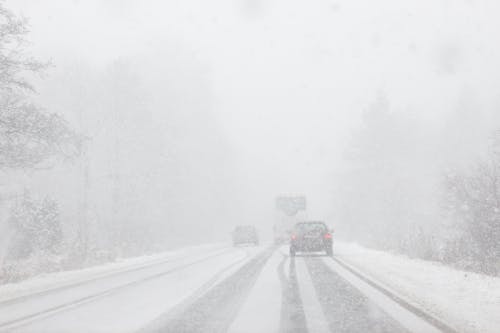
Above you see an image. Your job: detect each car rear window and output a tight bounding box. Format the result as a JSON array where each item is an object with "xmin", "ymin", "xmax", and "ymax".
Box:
[
  {"xmin": 235, "ymin": 226, "xmax": 254, "ymax": 233},
  {"xmin": 295, "ymin": 222, "xmax": 327, "ymax": 233}
]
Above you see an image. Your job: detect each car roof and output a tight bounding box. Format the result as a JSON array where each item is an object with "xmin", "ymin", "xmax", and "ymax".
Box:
[
  {"xmin": 294, "ymin": 221, "xmax": 327, "ymax": 229},
  {"xmin": 234, "ymin": 225, "xmax": 256, "ymax": 230},
  {"xmin": 295, "ymin": 221, "xmax": 326, "ymax": 225}
]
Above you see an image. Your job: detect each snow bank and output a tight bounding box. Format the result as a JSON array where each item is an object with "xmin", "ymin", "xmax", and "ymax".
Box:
[{"xmin": 335, "ymin": 242, "xmax": 500, "ymax": 333}]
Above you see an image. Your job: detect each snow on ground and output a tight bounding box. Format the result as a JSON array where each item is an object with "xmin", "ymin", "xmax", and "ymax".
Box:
[
  {"xmin": 335, "ymin": 241, "xmax": 500, "ymax": 333},
  {"xmin": 5, "ymin": 245, "xmax": 266, "ymax": 333},
  {"xmin": 9, "ymin": 247, "xmax": 251, "ymax": 333},
  {"xmin": 0, "ymin": 243, "xmax": 227, "ymax": 302},
  {"xmin": 228, "ymin": 247, "xmax": 283, "ymax": 333}
]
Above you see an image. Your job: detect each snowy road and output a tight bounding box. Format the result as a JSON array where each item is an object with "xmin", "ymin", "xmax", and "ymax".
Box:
[{"xmin": 0, "ymin": 245, "xmax": 451, "ymax": 333}]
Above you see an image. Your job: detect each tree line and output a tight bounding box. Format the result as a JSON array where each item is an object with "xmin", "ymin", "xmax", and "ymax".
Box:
[{"xmin": 338, "ymin": 93, "xmax": 500, "ymax": 275}]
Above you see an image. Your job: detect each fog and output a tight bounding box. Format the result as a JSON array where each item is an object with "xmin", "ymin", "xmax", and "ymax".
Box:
[{"xmin": 2, "ymin": 0, "xmax": 500, "ymax": 273}]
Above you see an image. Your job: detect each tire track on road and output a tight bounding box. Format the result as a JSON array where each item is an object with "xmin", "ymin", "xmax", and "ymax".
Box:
[
  {"xmin": 278, "ymin": 256, "xmax": 308, "ymax": 333},
  {"xmin": 305, "ymin": 257, "xmax": 410, "ymax": 333},
  {"xmin": 331, "ymin": 256, "xmax": 458, "ymax": 333},
  {"xmin": 148, "ymin": 247, "xmax": 274, "ymax": 333}
]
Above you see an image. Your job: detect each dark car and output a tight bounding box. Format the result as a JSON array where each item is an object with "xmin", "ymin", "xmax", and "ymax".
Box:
[
  {"xmin": 290, "ymin": 221, "xmax": 333, "ymax": 256},
  {"xmin": 232, "ymin": 225, "xmax": 259, "ymax": 246}
]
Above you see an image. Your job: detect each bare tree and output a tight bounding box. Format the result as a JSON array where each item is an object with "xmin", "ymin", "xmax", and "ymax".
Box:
[{"xmin": 0, "ymin": 3, "xmax": 81, "ymax": 169}]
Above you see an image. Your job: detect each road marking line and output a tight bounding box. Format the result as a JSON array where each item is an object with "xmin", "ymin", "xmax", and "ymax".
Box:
[{"xmin": 295, "ymin": 258, "xmax": 330, "ymax": 333}]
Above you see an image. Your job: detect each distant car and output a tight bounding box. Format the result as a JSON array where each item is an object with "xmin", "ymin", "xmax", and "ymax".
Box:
[
  {"xmin": 232, "ymin": 225, "xmax": 259, "ymax": 246},
  {"xmin": 289, "ymin": 221, "xmax": 333, "ymax": 256}
]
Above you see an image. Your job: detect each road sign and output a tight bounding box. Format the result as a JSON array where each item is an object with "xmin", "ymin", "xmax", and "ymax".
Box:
[{"xmin": 275, "ymin": 196, "xmax": 306, "ymax": 216}]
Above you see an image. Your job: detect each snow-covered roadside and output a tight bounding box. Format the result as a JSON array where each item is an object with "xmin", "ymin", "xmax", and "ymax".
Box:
[
  {"xmin": 0, "ymin": 243, "xmax": 227, "ymax": 303},
  {"xmin": 335, "ymin": 242, "xmax": 500, "ymax": 333}
]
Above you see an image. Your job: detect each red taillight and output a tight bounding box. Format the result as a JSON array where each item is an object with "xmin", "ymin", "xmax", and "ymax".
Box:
[
  {"xmin": 324, "ymin": 233, "xmax": 332, "ymax": 239},
  {"xmin": 291, "ymin": 234, "xmax": 297, "ymax": 240}
]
